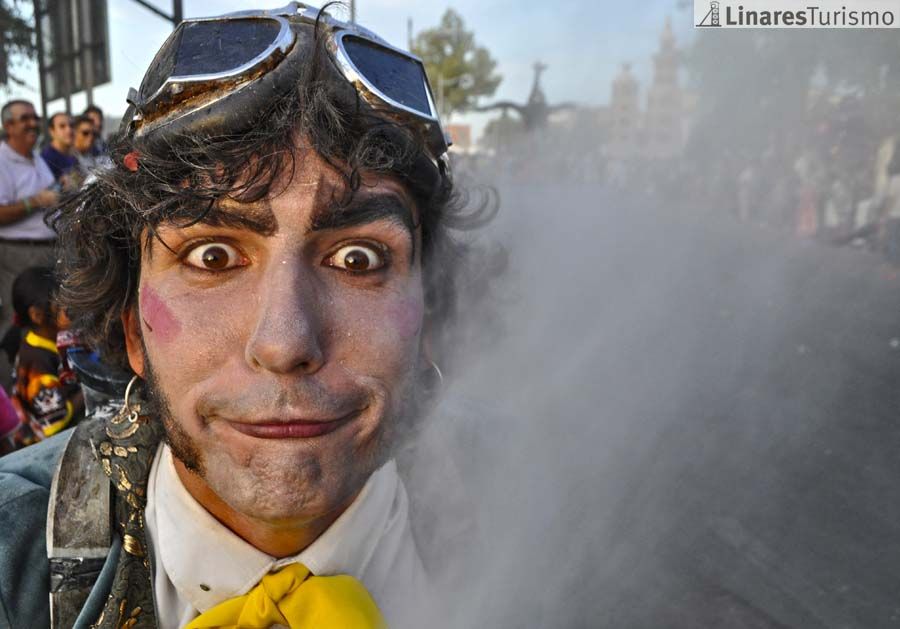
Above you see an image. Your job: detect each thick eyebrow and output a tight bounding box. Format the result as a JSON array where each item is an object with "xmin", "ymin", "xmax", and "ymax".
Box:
[
  {"xmin": 148, "ymin": 193, "xmax": 417, "ymax": 257},
  {"xmin": 146, "ymin": 201, "xmax": 278, "ymax": 258},
  {"xmin": 196, "ymin": 200, "xmax": 279, "ymax": 236},
  {"xmin": 311, "ymin": 193, "xmax": 417, "ymax": 239}
]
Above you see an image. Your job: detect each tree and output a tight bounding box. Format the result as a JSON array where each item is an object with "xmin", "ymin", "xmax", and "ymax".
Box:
[
  {"xmin": 0, "ymin": 0, "xmax": 35, "ymax": 87},
  {"xmin": 411, "ymin": 9, "xmax": 502, "ymax": 120}
]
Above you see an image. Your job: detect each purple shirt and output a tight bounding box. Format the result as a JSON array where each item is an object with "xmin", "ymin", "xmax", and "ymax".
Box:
[{"xmin": 40, "ymin": 144, "xmax": 77, "ymax": 181}]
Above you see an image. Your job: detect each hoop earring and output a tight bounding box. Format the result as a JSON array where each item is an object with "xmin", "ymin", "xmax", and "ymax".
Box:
[
  {"xmin": 421, "ymin": 359, "xmax": 444, "ymax": 396},
  {"xmin": 428, "ymin": 360, "xmax": 444, "ymax": 387},
  {"xmin": 110, "ymin": 375, "xmax": 145, "ymax": 433},
  {"xmin": 123, "ymin": 375, "xmax": 140, "ymax": 410},
  {"xmin": 119, "ymin": 374, "xmax": 145, "ymax": 424}
]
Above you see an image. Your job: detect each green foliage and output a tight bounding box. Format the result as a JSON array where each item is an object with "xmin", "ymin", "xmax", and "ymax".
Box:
[
  {"xmin": 411, "ymin": 9, "xmax": 502, "ymax": 120},
  {"xmin": 0, "ymin": 0, "xmax": 36, "ymax": 86}
]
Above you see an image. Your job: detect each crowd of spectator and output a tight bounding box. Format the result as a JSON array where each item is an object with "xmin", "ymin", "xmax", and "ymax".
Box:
[{"xmin": 0, "ymin": 99, "xmax": 108, "ymax": 453}]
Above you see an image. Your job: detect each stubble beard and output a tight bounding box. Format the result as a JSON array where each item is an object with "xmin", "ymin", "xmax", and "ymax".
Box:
[
  {"xmin": 138, "ymin": 343, "xmax": 425, "ymax": 518},
  {"xmin": 142, "ymin": 356, "xmax": 206, "ymax": 477}
]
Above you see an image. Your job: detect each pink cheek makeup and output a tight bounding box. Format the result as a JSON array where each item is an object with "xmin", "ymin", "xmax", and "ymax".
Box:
[
  {"xmin": 140, "ymin": 285, "xmax": 182, "ymax": 344},
  {"xmin": 388, "ymin": 298, "xmax": 424, "ymax": 340}
]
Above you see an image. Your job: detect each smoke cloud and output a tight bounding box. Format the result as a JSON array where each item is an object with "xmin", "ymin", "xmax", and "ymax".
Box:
[{"xmin": 400, "ymin": 119, "xmax": 900, "ymax": 627}]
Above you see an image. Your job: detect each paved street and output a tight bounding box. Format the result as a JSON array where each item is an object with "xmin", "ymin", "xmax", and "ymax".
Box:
[{"xmin": 445, "ymin": 184, "xmax": 900, "ymax": 628}]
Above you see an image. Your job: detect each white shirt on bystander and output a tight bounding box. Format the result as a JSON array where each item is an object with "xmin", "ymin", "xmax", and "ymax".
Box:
[{"xmin": 0, "ymin": 141, "xmax": 56, "ymax": 240}]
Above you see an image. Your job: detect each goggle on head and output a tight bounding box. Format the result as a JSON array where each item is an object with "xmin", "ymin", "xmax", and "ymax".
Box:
[{"xmin": 123, "ymin": 2, "xmax": 450, "ymax": 166}]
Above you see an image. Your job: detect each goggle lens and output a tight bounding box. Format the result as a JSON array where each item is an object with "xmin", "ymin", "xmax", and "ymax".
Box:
[
  {"xmin": 140, "ymin": 18, "xmax": 285, "ymax": 102},
  {"xmin": 128, "ymin": 8, "xmax": 446, "ymax": 159},
  {"xmin": 342, "ymin": 35, "xmax": 433, "ymax": 118}
]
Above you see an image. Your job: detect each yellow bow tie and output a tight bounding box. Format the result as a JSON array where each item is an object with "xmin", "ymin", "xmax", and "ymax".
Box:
[{"xmin": 184, "ymin": 563, "xmax": 387, "ymax": 629}]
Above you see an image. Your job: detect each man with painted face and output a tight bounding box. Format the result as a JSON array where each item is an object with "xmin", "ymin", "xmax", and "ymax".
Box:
[{"xmin": 0, "ymin": 4, "xmax": 478, "ymax": 628}]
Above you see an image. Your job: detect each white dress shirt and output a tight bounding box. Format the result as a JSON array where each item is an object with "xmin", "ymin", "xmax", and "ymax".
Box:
[
  {"xmin": 0, "ymin": 142, "xmax": 56, "ymax": 240},
  {"xmin": 144, "ymin": 444, "xmax": 430, "ymax": 628}
]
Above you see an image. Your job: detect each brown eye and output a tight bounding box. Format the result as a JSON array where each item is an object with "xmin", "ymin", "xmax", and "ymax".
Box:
[
  {"xmin": 184, "ymin": 242, "xmax": 245, "ymax": 271},
  {"xmin": 327, "ymin": 244, "xmax": 384, "ymax": 272}
]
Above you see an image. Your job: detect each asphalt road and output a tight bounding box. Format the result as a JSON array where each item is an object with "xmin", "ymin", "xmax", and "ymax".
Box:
[{"xmin": 442, "ymin": 184, "xmax": 900, "ymax": 628}]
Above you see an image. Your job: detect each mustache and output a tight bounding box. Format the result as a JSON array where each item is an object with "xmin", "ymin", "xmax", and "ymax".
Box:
[{"xmin": 195, "ymin": 379, "xmax": 371, "ymax": 421}]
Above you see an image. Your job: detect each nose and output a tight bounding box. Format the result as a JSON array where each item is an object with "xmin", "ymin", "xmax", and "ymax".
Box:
[{"xmin": 245, "ymin": 257, "xmax": 326, "ymax": 376}]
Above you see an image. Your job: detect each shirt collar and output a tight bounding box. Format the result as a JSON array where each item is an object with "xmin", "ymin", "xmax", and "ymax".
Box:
[{"xmin": 150, "ymin": 444, "xmax": 401, "ymax": 613}]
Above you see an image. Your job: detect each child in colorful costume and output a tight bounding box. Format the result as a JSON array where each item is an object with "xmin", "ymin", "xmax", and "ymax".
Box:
[{"xmin": 10, "ymin": 266, "xmax": 83, "ymax": 441}]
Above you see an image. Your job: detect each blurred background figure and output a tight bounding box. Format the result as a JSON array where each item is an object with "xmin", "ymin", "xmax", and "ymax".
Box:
[
  {"xmin": 72, "ymin": 114, "xmax": 112, "ymax": 177},
  {"xmin": 877, "ymin": 143, "xmax": 900, "ymax": 267},
  {"xmin": 5, "ymin": 266, "xmax": 82, "ymax": 446},
  {"xmin": 0, "ymin": 386, "xmax": 20, "ymax": 456},
  {"xmin": 82, "ymin": 104, "xmax": 109, "ymax": 157},
  {"xmin": 72, "ymin": 115, "xmax": 99, "ymax": 174},
  {"xmin": 39, "ymin": 112, "xmax": 77, "ymax": 185}
]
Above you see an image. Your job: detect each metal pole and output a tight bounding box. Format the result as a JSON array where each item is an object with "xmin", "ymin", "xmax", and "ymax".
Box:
[
  {"xmin": 80, "ymin": 0, "xmax": 94, "ymax": 106},
  {"xmin": 84, "ymin": 72, "xmax": 94, "ymax": 107},
  {"xmin": 61, "ymin": 0, "xmax": 72, "ymax": 116},
  {"xmin": 407, "ymin": 17, "xmax": 412, "ymax": 51},
  {"xmin": 172, "ymin": 0, "xmax": 183, "ymax": 24},
  {"xmin": 349, "ymin": 0, "xmax": 355, "ymax": 23},
  {"xmin": 32, "ymin": 0, "xmax": 49, "ymax": 121},
  {"xmin": 63, "ymin": 0, "xmax": 81, "ymax": 113}
]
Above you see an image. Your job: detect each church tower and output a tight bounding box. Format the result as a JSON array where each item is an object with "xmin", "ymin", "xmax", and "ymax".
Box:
[
  {"xmin": 644, "ymin": 17, "xmax": 684, "ymax": 160},
  {"xmin": 608, "ymin": 62, "xmax": 641, "ymax": 162}
]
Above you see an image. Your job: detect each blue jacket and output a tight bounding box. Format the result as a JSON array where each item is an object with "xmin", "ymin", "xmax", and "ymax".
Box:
[{"xmin": 0, "ymin": 432, "xmax": 121, "ymax": 629}]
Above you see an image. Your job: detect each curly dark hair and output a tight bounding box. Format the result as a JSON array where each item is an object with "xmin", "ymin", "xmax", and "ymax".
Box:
[{"xmin": 53, "ymin": 14, "xmax": 495, "ymax": 378}]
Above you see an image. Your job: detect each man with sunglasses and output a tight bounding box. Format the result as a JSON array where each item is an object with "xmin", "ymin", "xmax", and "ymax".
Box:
[
  {"xmin": 0, "ymin": 4, "xmax": 481, "ymax": 628},
  {"xmin": 83, "ymin": 104, "xmax": 110, "ymax": 157},
  {"xmin": 72, "ymin": 115, "xmax": 111, "ymax": 177},
  {"xmin": 0, "ymin": 99, "xmax": 60, "ymax": 390}
]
